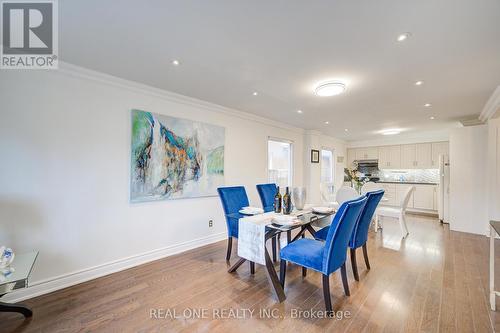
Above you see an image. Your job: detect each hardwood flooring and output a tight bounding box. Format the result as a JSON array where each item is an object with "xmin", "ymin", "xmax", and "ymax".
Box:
[{"xmin": 2, "ymin": 215, "xmax": 499, "ymax": 332}]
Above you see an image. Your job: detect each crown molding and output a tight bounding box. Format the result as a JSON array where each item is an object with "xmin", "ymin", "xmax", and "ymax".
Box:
[
  {"xmin": 56, "ymin": 61, "xmax": 305, "ymax": 134},
  {"xmin": 480, "ymin": 86, "xmax": 500, "ymax": 121}
]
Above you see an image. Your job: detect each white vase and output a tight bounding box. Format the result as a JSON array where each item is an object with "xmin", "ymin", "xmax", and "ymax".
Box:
[{"xmin": 292, "ymin": 187, "xmax": 307, "ymax": 210}]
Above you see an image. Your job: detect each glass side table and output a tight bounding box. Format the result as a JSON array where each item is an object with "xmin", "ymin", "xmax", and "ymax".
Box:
[{"xmin": 0, "ymin": 251, "xmax": 38, "ymax": 317}]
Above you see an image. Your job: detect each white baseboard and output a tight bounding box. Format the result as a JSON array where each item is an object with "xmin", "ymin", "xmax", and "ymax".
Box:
[{"xmin": 2, "ymin": 232, "xmax": 227, "ymax": 303}]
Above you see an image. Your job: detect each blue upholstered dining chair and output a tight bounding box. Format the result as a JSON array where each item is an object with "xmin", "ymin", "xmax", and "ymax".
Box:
[
  {"xmin": 256, "ymin": 183, "xmax": 280, "ymax": 261},
  {"xmin": 315, "ymin": 189, "xmax": 385, "ymax": 281},
  {"xmin": 256, "ymin": 183, "xmax": 277, "ymax": 213},
  {"xmin": 279, "ymin": 196, "xmax": 368, "ymax": 313},
  {"xmin": 217, "ymin": 186, "xmax": 249, "ymax": 261}
]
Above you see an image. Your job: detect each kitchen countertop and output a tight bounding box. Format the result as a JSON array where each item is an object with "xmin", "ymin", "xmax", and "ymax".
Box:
[{"xmin": 375, "ymin": 181, "xmax": 438, "ymax": 185}]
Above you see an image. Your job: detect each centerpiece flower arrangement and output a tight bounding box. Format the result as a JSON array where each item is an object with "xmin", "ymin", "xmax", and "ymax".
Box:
[{"xmin": 344, "ymin": 162, "xmax": 368, "ymax": 193}]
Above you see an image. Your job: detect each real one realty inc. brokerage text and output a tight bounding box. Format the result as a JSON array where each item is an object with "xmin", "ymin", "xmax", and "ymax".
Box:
[{"xmin": 150, "ymin": 308, "xmax": 352, "ymax": 320}]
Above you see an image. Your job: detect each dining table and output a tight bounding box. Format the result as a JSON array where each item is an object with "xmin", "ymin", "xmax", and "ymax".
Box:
[{"xmin": 227, "ymin": 209, "xmax": 336, "ymax": 302}]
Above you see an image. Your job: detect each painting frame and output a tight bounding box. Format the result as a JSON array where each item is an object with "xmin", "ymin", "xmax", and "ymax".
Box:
[
  {"xmin": 311, "ymin": 149, "xmax": 320, "ymax": 163},
  {"xmin": 130, "ymin": 109, "xmax": 225, "ymax": 202}
]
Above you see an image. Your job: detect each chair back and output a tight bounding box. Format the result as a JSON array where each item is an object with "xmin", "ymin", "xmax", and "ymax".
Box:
[
  {"xmin": 350, "ymin": 190, "xmax": 385, "ymax": 249},
  {"xmin": 336, "ymin": 186, "xmax": 360, "ymax": 205},
  {"xmin": 322, "ymin": 196, "xmax": 368, "ymax": 275},
  {"xmin": 320, "ymin": 182, "xmax": 335, "ymax": 204},
  {"xmin": 361, "ymin": 181, "xmax": 382, "ymax": 194},
  {"xmin": 256, "ymin": 183, "xmax": 277, "ymax": 212},
  {"xmin": 400, "ymin": 186, "xmax": 415, "ymax": 212},
  {"xmin": 217, "ymin": 186, "xmax": 249, "ymax": 237}
]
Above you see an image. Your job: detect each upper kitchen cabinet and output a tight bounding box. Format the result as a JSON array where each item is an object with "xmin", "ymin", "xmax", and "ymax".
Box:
[
  {"xmin": 431, "ymin": 142, "xmax": 449, "ymax": 167},
  {"xmin": 401, "ymin": 144, "xmax": 417, "ymax": 169},
  {"xmin": 378, "ymin": 145, "xmax": 401, "ymax": 169},
  {"xmin": 356, "ymin": 147, "xmax": 378, "ymax": 160},
  {"xmin": 400, "ymin": 143, "xmax": 432, "ymax": 169},
  {"xmin": 415, "ymin": 143, "xmax": 432, "ymax": 168}
]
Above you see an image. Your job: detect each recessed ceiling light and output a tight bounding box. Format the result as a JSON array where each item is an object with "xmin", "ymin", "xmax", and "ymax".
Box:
[
  {"xmin": 415, "ymin": 81, "xmax": 423, "ymax": 86},
  {"xmin": 381, "ymin": 129, "xmax": 401, "ymax": 136},
  {"xmin": 424, "ymin": 103, "xmax": 432, "ymax": 107},
  {"xmin": 252, "ymin": 92, "xmax": 258, "ymax": 96},
  {"xmin": 297, "ymin": 110, "xmax": 303, "ymax": 114},
  {"xmin": 314, "ymin": 82, "xmax": 346, "ymax": 97},
  {"xmin": 172, "ymin": 59, "xmax": 180, "ymax": 66},
  {"xmin": 324, "ymin": 121, "xmax": 330, "ymax": 125},
  {"xmin": 430, "ymin": 116, "xmax": 435, "ymax": 120},
  {"xmin": 397, "ymin": 32, "xmax": 411, "ymax": 42},
  {"xmin": 344, "ymin": 128, "xmax": 349, "ymax": 132}
]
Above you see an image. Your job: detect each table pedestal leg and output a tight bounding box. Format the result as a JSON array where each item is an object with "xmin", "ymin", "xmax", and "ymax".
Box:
[{"xmin": 0, "ymin": 301, "xmax": 33, "ymax": 318}]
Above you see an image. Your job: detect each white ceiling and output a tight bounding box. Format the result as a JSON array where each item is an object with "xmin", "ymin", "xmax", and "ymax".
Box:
[{"xmin": 60, "ymin": 0, "xmax": 500, "ymax": 141}]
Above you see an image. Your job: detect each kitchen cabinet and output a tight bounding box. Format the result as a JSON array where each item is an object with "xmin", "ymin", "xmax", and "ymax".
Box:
[
  {"xmin": 379, "ymin": 145, "xmax": 401, "ymax": 169},
  {"xmin": 413, "ymin": 184, "xmax": 435, "ymax": 210},
  {"xmin": 401, "ymin": 144, "xmax": 416, "ymax": 169},
  {"xmin": 415, "ymin": 143, "xmax": 432, "ymax": 168},
  {"xmin": 431, "ymin": 142, "xmax": 449, "ymax": 167},
  {"xmin": 355, "ymin": 147, "xmax": 378, "ymax": 160}
]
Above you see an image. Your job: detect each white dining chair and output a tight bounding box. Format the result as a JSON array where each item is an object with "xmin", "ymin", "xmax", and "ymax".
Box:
[
  {"xmin": 333, "ymin": 186, "xmax": 360, "ymax": 210},
  {"xmin": 320, "ymin": 182, "xmax": 336, "ymax": 207},
  {"xmin": 361, "ymin": 181, "xmax": 382, "ymax": 194},
  {"xmin": 375, "ymin": 185, "xmax": 415, "ymax": 238}
]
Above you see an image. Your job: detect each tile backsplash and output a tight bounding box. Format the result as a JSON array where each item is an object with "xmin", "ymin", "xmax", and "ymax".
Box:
[{"xmin": 378, "ymin": 169, "xmax": 440, "ymax": 183}]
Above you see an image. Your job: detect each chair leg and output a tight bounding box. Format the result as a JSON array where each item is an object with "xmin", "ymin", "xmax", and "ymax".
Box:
[
  {"xmin": 322, "ymin": 274, "xmax": 333, "ymax": 315},
  {"xmin": 374, "ymin": 214, "xmax": 379, "ymax": 232},
  {"xmin": 226, "ymin": 237, "xmax": 232, "ymax": 261},
  {"xmin": 350, "ymin": 248, "xmax": 359, "ymax": 281},
  {"xmin": 399, "ymin": 213, "xmax": 409, "ymax": 238},
  {"xmin": 340, "ymin": 263, "xmax": 350, "ymax": 296},
  {"xmin": 250, "ymin": 261, "xmax": 255, "ymax": 274},
  {"xmin": 279, "ymin": 260, "xmax": 287, "ymax": 287},
  {"xmin": 302, "ymin": 267, "xmax": 307, "ymax": 277},
  {"xmin": 362, "ymin": 243, "xmax": 371, "ymax": 270},
  {"xmin": 272, "ymin": 236, "xmax": 277, "ymax": 262}
]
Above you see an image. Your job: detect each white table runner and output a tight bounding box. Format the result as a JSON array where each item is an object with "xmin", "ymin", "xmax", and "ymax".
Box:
[{"xmin": 237, "ymin": 212, "xmax": 275, "ymax": 265}]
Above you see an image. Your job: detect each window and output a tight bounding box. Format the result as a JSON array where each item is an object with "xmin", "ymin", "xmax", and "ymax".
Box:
[
  {"xmin": 320, "ymin": 149, "xmax": 334, "ymax": 183},
  {"xmin": 268, "ymin": 139, "xmax": 293, "ymax": 188},
  {"xmin": 320, "ymin": 149, "xmax": 335, "ymax": 203}
]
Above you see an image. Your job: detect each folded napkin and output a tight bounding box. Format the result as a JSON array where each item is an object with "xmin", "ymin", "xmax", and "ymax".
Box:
[
  {"xmin": 239, "ymin": 206, "xmax": 264, "ymax": 215},
  {"xmin": 312, "ymin": 206, "xmax": 335, "ymax": 214},
  {"xmin": 272, "ymin": 215, "xmax": 300, "ymax": 225}
]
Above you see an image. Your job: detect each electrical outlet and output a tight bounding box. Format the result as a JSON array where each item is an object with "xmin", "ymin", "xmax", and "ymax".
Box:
[{"xmin": 208, "ymin": 220, "xmax": 213, "ymax": 228}]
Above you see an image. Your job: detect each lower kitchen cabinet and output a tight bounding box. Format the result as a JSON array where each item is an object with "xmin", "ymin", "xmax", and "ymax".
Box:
[{"xmin": 378, "ymin": 183, "xmax": 437, "ymax": 212}]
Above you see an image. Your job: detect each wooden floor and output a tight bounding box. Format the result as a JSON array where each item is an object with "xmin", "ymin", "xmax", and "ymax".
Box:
[{"xmin": 3, "ymin": 215, "xmax": 500, "ymax": 332}]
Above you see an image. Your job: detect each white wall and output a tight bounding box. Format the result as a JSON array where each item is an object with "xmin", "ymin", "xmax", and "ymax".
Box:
[
  {"xmin": 0, "ymin": 64, "xmax": 319, "ymax": 300},
  {"xmin": 488, "ymin": 118, "xmax": 500, "ymax": 221},
  {"xmin": 449, "ymin": 125, "xmax": 488, "ymax": 235}
]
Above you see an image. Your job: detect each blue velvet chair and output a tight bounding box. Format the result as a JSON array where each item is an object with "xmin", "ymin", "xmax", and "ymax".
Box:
[
  {"xmin": 256, "ymin": 183, "xmax": 282, "ymax": 262},
  {"xmin": 217, "ymin": 186, "xmax": 249, "ymax": 262},
  {"xmin": 256, "ymin": 183, "xmax": 277, "ymax": 212},
  {"xmin": 315, "ymin": 189, "xmax": 384, "ymax": 281},
  {"xmin": 279, "ymin": 196, "xmax": 368, "ymax": 313}
]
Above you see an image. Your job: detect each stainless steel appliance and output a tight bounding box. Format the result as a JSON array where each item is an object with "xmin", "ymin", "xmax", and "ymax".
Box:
[{"xmin": 356, "ymin": 160, "xmax": 380, "ymax": 182}]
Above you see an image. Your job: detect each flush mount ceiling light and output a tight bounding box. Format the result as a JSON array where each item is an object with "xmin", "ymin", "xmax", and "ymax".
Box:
[
  {"xmin": 344, "ymin": 128, "xmax": 349, "ymax": 132},
  {"xmin": 430, "ymin": 116, "xmax": 435, "ymax": 120},
  {"xmin": 314, "ymin": 82, "xmax": 346, "ymax": 97},
  {"xmin": 424, "ymin": 103, "xmax": 432, "ymax": 107},
  {"xmin": 172, "ymin": 59, "xmax": 180, "ymax": 66},
  {"xmin": 297, "ymin": 110, "xmax": 303, "ymax": 114},
  {"xmin": 381, "ymin": 129, "xmax": 401, "ymax": 135},
  {"xmin": 324, "ymin": 121, "xmax": 330, "ymax": 125},
  {"xmin": 397, "ymin": 32, "xmax": 411, "ymax": 42},
  {"xmin": 252, "ymin": 92, "xmax": 258, "ymax": 96},
  {"xmin": 415, "ymin": 81, "xmax": 423, "ymax": 86}
]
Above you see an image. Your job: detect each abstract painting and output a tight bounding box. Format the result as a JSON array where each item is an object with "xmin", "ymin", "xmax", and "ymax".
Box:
[{"xmin": 130, "ymin": 109, "xmax": 225, "ymax": 202}]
